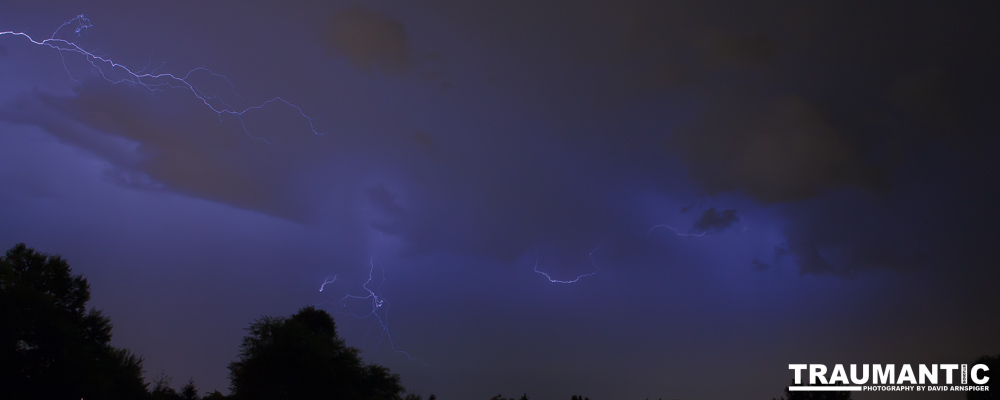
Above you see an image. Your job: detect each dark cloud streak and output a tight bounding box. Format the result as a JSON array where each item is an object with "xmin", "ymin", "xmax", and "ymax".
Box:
[{"xmin": 691, "ymin": 207, "xmax": 740, "ymax": 234}]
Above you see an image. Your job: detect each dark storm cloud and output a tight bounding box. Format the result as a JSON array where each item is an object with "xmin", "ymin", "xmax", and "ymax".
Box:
[
  {"xmin": 690, "ymin": 207, "xmax": 739, "ymax": 234},
  {"xmin": 588, "ymin": 4, "xmax": 891, "ymax": 205},
  {"xmin": 586, "ymin": 1, "xmax": 999, "ymax": 198},
  {"xmin": 669, "ymin": 95, "xmax": 885, "ymax": 203},
  {"xmin": 0, "ymin": 90, "xmax": 142, "ymax": 169},
  {"xmin": 888, "ymin": 66, "xmax": 967, "ymax": 143},
  {"xmin": 5, "ymin": 3, "xmax": 1000, "ymax": 399},
  {"xmin": 544, "ymin": 1, "xmax": 1000, "ymax": 275},
  {"xmin": 774, "ymin": 140, "xmax": 1000, "ymax": 278},
  {"xmin": 611, "ymin": 9, "xmax": 778, "ymax": 90},
  {"xmin": 0, "ymin": 82, "xmax": 636, "ymax": 268},
  {"xmin": 357, "ymin": 141, "xmax": 637, "ymax": 263},
  {"xmin": 326, "ymin": 6, "xmax": 411, "ymax": 73},
  {"xmin": 699, "ymin": 29, "xmax": 774, "ymax": 68},
  {"xmin": 0, "ymin": 81, "xmax": 335, "ymax": 223},
  {"xmin": 5, "ymin": 0, "xmax": 999, "ymax": 281}
]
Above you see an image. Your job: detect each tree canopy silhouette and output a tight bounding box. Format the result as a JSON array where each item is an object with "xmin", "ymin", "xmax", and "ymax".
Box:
[
  {"xmin": 227, "ymin": 306, "xmax": 405, "ymax": 400},
  {"xmin": 774, "ymin": 385, "xmax": 852, "ymax": 400},
  {"xmin": 490, "ymin": 394, "xmax": 529, "ymax": 400},
  {"xmin": 0, "ymin": 243, "xmax": 148, "ymax": 400},
  {"xmin": 150, "ymin": 372, "xmax": 204, "ymax": 400}
]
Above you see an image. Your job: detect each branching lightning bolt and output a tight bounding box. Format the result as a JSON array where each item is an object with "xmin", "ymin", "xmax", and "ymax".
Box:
[
  {"xmin": 318, "ymin": 276, "xmax": 337, "ymax": 292},
  {"xmin": 317, "ymin": 258, "xmax": 428, "ymax": 366},
  {"xmin": 1, "ymin": 14, "xmax": 321, "ymax": 143},
  {"xmin": 533, "ymin": 244, "xmax": 603, "ymax": 284}
]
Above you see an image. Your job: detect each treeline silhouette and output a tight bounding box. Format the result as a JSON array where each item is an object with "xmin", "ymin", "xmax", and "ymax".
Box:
[
  {"xmin": 0, "ymin": 243, "xmax": 424, "ymax": 400},
  {"xmin": 2, "ymin": 243, "xmax": 996, "ymax": 400}
]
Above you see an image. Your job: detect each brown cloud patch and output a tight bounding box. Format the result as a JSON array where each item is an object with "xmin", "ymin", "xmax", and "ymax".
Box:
[
  {"xmin": 670, "ymin": 95, "xmax": 884, "ymax": 203},
  {"xmin": 699, "ymin": 29, "xmax": 775, "ymax": 67},
  {"xmin": 327, "ymin": 6, "xmax": 411, "ymax": 73}
]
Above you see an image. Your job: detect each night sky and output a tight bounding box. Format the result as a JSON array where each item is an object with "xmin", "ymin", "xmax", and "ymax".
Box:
[{"xmin": 2, "ymin": 1, "xmax": 999, "ymax": 399}]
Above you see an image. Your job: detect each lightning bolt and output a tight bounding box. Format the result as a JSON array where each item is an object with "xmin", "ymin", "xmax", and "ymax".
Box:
[
  {"xmin": 533, "ymin": 244, "xmax": 603, "ymax": 284},
  {"xmin": 534, "ymin": 218, "xmax": 744, "ymax": 285},
  {"xmin": 534, "ymin": 221, "xmax": 725, "ymax": 285},
  {"xmin": 317, "ymin": 258, "xmax": 428, "ymax": 366},
  {"xmin": 1, "ymin": 14, "xmax": 321, "ymax": 143},
  {"xmin": 318, "ymin": 276, "xmax": 337, "ymax": 292}
]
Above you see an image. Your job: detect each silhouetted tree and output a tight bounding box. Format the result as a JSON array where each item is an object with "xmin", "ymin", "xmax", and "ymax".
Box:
[
  {"xmin": 0, "ymin": 243, "xmax": 148, "ymax": 400},
  {"xmin": 228, "ymin": 306, "xmax": 405, "ymax": 400},
  {"xmin": 150, "ymin": 373, "xmax": 207, "ymax": 400},
  {"xmin": 181, "ymin": 377, "xmax": 201, "ymax": 400},
  {"xmin": 202, "ymin": 390, "xmax": 228, "ymax": 400},
  {"xmin": 490, "ymin": 394, "xmax": 529, "ymax": 400},
  {"xmin": 149, "ymin": 372, "xmax": 188, "ymax": 400},
  {"xmin": 968, "ymin": 354, "xmax": 998, "ymax": 400},
  {"xmin": 150, "ymin": 372, "xmax": 181, "ymax": 400}
]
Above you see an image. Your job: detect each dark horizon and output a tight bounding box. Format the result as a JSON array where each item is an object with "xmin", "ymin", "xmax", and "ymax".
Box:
[{"xmin": 2, "ymin": 1, "xmax": 999, "ymax": 399}]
